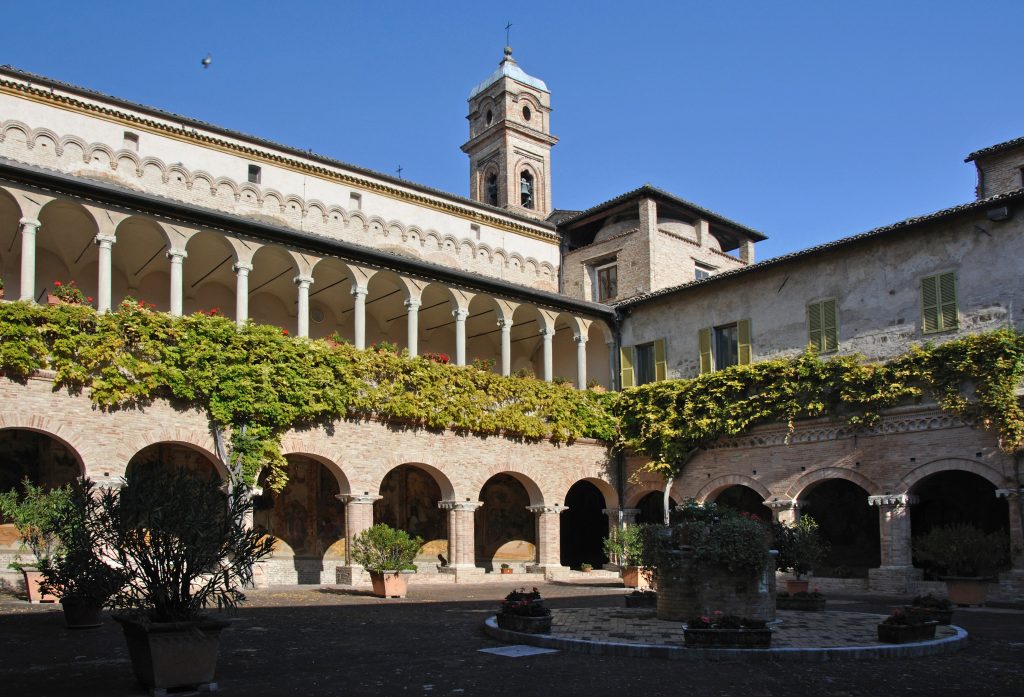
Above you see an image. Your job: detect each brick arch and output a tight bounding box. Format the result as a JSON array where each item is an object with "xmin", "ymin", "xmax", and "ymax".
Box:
[
  {"xmin": 561, "ymin": 476, "xmax": 618, "ymax": 510},
  {"xmin": 476, "ymin": 470, "xmax": 544, "ymax": 507},
  {"xmin": 899, "ymin": 458, "xmax": 1005, "ymax": 494},
  {"xmin": 375, "ymin": 460, "xmax": 456, "ymax": 501},
  {"xmin": 624, "ymin": 482, "xmax": 667, "ymax": 509},
  {"xmin": 695, "ymin": 475, "xmax": 770, "ymax": 504},
  {"xmin": 0, "ymin": 416, "xmax": 88, "ymax": 477},
  {"xmin": 786, "ymin": 467, "xmax": 880, "ymax": 500},
  {"xmin": 279, "ymin": 440, "xmax": 351, "ymax": 494},
  {"xmin": 118, "ymin": 428, "xmax": 226, "ymax": 480}
]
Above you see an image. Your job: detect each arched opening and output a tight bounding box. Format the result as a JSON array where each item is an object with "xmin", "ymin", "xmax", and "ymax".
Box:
[
  {"xmin": 183, "ymin": 231, "xmax": 236, "ymax": 318},
  {"xmin": 510, "ymin": 304, "xmax": 543, "ymax": 378},
  {"xmin": 713, "ymin": 485, "xmax": 772, "ymax": 522},
  {"xmin": 0, "ymin": 189, "xmax": 23, "ymax": 295},
  {"xmin": 485, "ymin": 171, "xmax": 498, "ymax": 206},
  {"xmin": 252, "ymin": 454, "xmax": 346, "ymax": 584},
  {"xmin": 475, "ymin": 474, "xmax": 535, "ymax": 570},
  {"xmin": 375, "ymin": 465, "xmax": 448, "ymax": 565},
  {"xmin": 364, "ymin": 270, "xmax": 407, "ymax": 349},
  {"xmin": 910, "ymin": 470, "xmax": 1009, "ymax": 579},
  {"xmin": 126, "ymin": 442, "xmax": 222, "ymax": 481},
  {"xmin": 307, "ymin": 257, "xmax": 353, "ymax": 341},
  {"xmin": 519, "ymin": 170, "xmax": 534, "ymax": 209},
  {"xmin": 248, "ymin": 245, "xmax": 298, "ymax": 331},
  {"xmin": 466, "ymin": 294, "xmax": 501, "ymax": 371},
  {"xmin": 635, "ymin": 491, "xmax": 677, "ymax": 525},
  {"xmin": 561, "ymin": 480, "xmax": 607, "ymax": 569},
  {"xmin": 36, "ymin": 200, "xmax": 99, "ymax": 305},
  {"xmin": 800, "ymin": 480, "xmax": 880, "ymax": 578},
  {"xmin": 417, "ymin": 284, "xmax": 458, "ymax": 362},
  {"xmin": 112, "ymin": 216, "xmax": 169, "ymax": 311}
]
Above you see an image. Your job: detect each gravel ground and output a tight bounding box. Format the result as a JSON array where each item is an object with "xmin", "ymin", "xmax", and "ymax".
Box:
[{"xmin": 1, "ymin": 579, "xmax": 1022, "ymax": 697}]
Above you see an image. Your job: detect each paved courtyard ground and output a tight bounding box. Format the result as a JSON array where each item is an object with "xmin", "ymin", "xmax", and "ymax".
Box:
[{"xmin": 1, "ymin": 579, "xmax": 1022, "ymax": 696}]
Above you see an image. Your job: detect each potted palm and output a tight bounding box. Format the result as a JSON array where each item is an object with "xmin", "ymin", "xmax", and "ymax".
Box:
[
  {"xmin": 93, "ymin": 463, "xmax": 274, "ymax": 694},
  {"xmin": 913, "ymin": 523, "xmax": 1008, "ymax": 606},
  {"xmin": 0, "ymin": 478, "xmax": 72, "ymax": 603},
  {"xmin": 773, "ymin": 515, "xmax": 828, "ymax": 594},
  {"xmin": 38, "ymin": 479, "xmax": 127, "ymax": 628},
  {"xmin": 351, "ymin": 523, "xmax": 422, "ymax": 598}
]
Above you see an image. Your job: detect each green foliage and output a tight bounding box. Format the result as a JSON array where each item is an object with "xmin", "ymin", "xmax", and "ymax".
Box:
[
  {"xmin": 616, "ymin": 331, "xmax": 1024, "ymax": 477},
  {"xmin": 773, "ymin": 515, "xmax": 829, "ymax": 579},
  {"xmin": 95, "ymin": 463, "xmax": 275, "ymax": 622},
  {"xmin": 0, "ymin": 478, "xmax": 73, "ymax": 565},
  {"xmin": 912, "ymin": 524, "xmax": 1009, "ymax": 577},
  {"xmin": 603, "ymin": 524, "xmax": 646, "ymax": 566},
  {"xmin": 0, "ymin": 301, "xmax": 617, "ymax": 489},
  {"xmin": 350, "ymin": 523, "xmax": 423, "ymax": 573}
]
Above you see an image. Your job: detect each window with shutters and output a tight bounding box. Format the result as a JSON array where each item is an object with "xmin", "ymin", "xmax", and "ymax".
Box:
[
  {"xmin": 807, "ymin": 298, "xmax": 838, "ymax": 353},
  {"xmin": 921, "ymin": 272, "xmax": 958, "ymax": 334},
  {"xmin": 699, "ymin": 320, "xmax": 751, "ymax": 374},
  {"xmin": 619, "ymin": 338, "xmax": 667, "ymax": 388},
  {"xmin": 596, "ymin": 263, "xmax": 618, "ymax": 302}
]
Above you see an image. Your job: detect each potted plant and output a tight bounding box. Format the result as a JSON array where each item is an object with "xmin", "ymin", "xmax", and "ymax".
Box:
[
  {"xmin": 877, "ymin": 608, "xmax": 938, "ymax": 644},
  {"xmin": 495, "ymin": 587, "xmax": 552, "ymax": 633},
  {"xmin": 776, "ymin": 587, "xmax": 826, "ymax": 611},
  {"xmin": 38, "ymin": 479, "xmax": 127, "ymax": 628},
  {"xmin": 0, "ymin": 478, "xmax": 72, "ymax": 603},
  {"xmin": 93, "ymin": 463, "xmax": 274, "ymax": 694},
  {"xmin": 580, "ymin": 562, "xmax": 593, "ymax": 572},
  {"xmin": 351, "ymin": 523, "xmax": 422, "ymax": 598},
  {"xmin": 913, "ymin": 524, "xmax": 1008, "ymax": 606},
  {"xmin": 773, "ymin": 515, "xmax": 828, "ymax": 594},
  {"xmin": 906, "ymin": 593, "xmax": 953, "ymax": 624},
  {"xmin": 499, "ymin": 563, "xmax": 513, "ymax": 575},
  {"xmin": 48, "ymin": 280, "xmax": 92, "ymax": 305},
  {"xmin": 684, "ymin": 612, "xmax": 772, "ymax": 648},
  {"xmin": 603, "ymin": 524, "xmax": 653, "ymax": 589}
]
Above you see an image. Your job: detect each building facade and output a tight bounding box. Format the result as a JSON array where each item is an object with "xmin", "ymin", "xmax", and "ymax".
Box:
[{"xmin": 0, "ymin": 54, "xmax": 1022, "ymax": 599}]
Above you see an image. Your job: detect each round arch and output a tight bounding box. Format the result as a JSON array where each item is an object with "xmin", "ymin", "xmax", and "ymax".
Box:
[
  {"xmin": 183, "ymin": 230, "xmax": 237, "ymax": 318},
  {"xmin": 121, "ymin": 431, "xmax": 226, "ymax": 481},
  {"xmin": 561, "ymin": 478, "xmax": 611, "ymax": 570},
  {"xmin": 375, "ymin": 462, "xmax": 451, "ymax": 562},
  {"xmin": 787, "ymin": 467, "xmax": 881, "ymax": 500},
  {"xmin": 900, "ymin": 458, "xmax": 1005, "ymax": 494},
  {"xmin": 469, "ymin": 465, "xmax": 544, "ymax": 506},
  {"xmin": 0, "ymin": 417, "xmax": 89, "ymax": 478},
  {"xmin": 800, "ymin": 478, "xmax": 880, "ymax": 577},
  {"xmin": 696, "ymin": 475, "xmax": 771, "ymax": 504},
  {"xmin": 475, "ymin": 472, "xmax": 536, "ymax": 570}
]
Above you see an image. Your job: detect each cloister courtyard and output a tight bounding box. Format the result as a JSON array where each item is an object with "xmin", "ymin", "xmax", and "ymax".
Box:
[{"xmin": 2, "ymin": 578, "xmax": 1022, "ymax": 697}]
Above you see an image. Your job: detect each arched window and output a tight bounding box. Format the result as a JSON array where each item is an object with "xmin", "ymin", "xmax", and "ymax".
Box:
[
  {"xmin": 520, "ymin": 170, "xmax": 534, "ymax": 209},
  {"xmin": 486, "ymin": 172, "xmax": 498, "ymax": 206}
]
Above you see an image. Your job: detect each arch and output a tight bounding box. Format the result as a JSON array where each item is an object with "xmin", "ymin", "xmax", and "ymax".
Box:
[
  {"xmin": 212, "ymin": 177, "xmax": 241, "ymax": 200},
  {"xmin": 125, "ymin": 440, "xmax": 225, "ymax": 482},
  {"xmin": 239, "ymin": 184, "xmax": 262, "ymax": 205},
  {"xmin": 632, "ymin": 490, "xmax": 678, "ymax": 525},
  {"xmin": 86, "ymin": 143, "xmax": 116, "ymax": 168},
  {"xmin": 696, "ymin": 474, "xmax": 771, "ymax": 503},
  {"xmin": 306, "ymin": 200, "xmax": 327, "ymax": 222},
  {"xmin": 787, "ymin": 467, "xmax": 881, "ymax": 500},
  {"xmin": 278, "ymin": 441, "xmax": 352, "ymax": 495},
  {"xmin": 900, "ymin": 458, "xmax": 1005, "ymax": 493},
  {"xmin": 375, "ymin": 463, "xmax": 450, "ymax": 562},
  {"xmin": 283, "ymin": 195, "xmax": 305, "ymax": 216},
  {"xmin": 139, "ymin": 156, "xmax": 167, "ymax": 181},
  {"xmin": 375, "ymin": 460, "xmax": 456, "ymax": 502},
  {"xmin": 119, "ymin": 428, "xmax": 224, "ymax": 477},
  {"xmin": 475, "ymin": 473, "xmax": 536, "ymax": 569},
  {"xmin": 471, "ymin": 466, "xmax": 544, "ymax": 506},
  {"xmin": 167, "ymin": 164, "xmax": 192, "ymax": 188},
  {"xmin": 261, "ymin": 189, "xmax": 284, "ymax": 210},
  {"xmin": 60, "ymin": 135, "xmax": 89, "ymax": 162},
  {"xmin": 2, "ymin": 120, "xmax": 32, "ymax": 146},
  {"xmin": 0, "ymin": 420, "xmax": 87, "ymax": 478},
  {"xmin": 801, "ymin": 478, "xmax": 881, "ymax": 576},
  {"xmin": 561, "ymin": 479, "xmax": 610, "ymax": 569}
]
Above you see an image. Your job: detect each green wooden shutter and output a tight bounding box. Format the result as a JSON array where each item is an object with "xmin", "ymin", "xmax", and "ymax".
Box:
[
  {"xmin": 737, "ymin": 319, "xmax": 752, "ymax": 365},
  {"xmin": 619, "ymin": 346, "xmax": 635, "ymax": 388},
  {"xmin": 921, "ymin": 275, "xmax": 940, "ymax": 333},
  {"xmin": 654, "ymin": 338, "xmax": 667, "ymax": 382},
  {"xmin": 698, "ymin": 328, "xmax": 712, "ymax": 374},
  {"xmin": 820, "ymin": 299, "xmax": 838, "ymax": 352},
  {"xmin": 807, "ymin": 301, "xmax": 823, "ymax": 352},
  {"xmin": 938, "ymin": 272, "xmax": 958, "ymax": 331}
]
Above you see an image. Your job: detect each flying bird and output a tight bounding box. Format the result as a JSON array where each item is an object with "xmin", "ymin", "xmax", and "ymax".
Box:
[{"xmin": 201, "ymin": 53, "xmax": 212, "ymax": 69}]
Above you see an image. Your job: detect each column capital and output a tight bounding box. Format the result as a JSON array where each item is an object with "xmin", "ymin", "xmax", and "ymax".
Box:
[
  {"xmin": 452, "ymin": 308, "xmax": 470, "ymax": 321},
  {"xmin": 573, "ymin": 334, "xmax": 588, "ymax": 345},
  {"xmin": 497, "ymin": 318, "xmax": 513, "ymax": 330},
  {"xmin": 350, "ymin": 285, "xmax": 368, "ymax": 298},
  {"xmin": 995, "ymin": 488, "xmax": 1022, "ymax": 499},
  {"xmin": 538, "ymin": 327, "xmax": 556, "ymax": 338},
  {"xmin": 527, "ymin": 504, "xmax": 568, "ymax": 515},
  {"xmin": 438, "ymin": 500, "xmax": 483, "ymax": 512},
  {"xmin": 233, "ymin": 261, "xmax": 253, "ymax": 274},
  {"xmin": 19, "ymin": 217, "xmax": 41, "ymax": 229},
  {"xmin": 294, "ymin": 274, "xmax": 314, "ymax": 287},
  {"xmin": 867, "ymin": 494, "xmax": 919, "ymax": 507},
  {"xmin": 766, "ymin": 498, "xmax": 801, "ymax": 510},
  {"xmin": 336, "ymin": 493, "xmax": 381, "ymax": 505},
  {"xmin": 95, "ymin": 233, "xmax": 117, "ymax": 247},
  {"xmin": 404, "ymin": 297, "xmax": 422, "ymax": 310},
  {"xmin": 167, "ymin": 248, "xmax": 188, "ymax": 261}
]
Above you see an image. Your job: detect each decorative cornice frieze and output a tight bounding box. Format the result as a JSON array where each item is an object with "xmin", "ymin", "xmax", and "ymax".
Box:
[
  {"xmin": 527, "ymin": 504, "xmax": 569, "ymax": 514},
  {"xmin": 867, "ymin": 494, "xmax": 919, "ymax": 507},
  {"xmin": 995, "ymin": 488, "xmax": 1022, "ymax": 499},
  {"xmin": 335, "ymin": 494, "xmax": 381, "ymax": 505},
  {"xmin": 438, "ymin": 500, "xmax": 483, "ymax": 512},
  {"xmin": 765, "ymin": 498, "xmax": 800, "ymax": 510}
]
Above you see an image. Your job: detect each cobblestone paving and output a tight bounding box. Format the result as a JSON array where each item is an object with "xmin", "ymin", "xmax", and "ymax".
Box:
[{"xmin": 550, "ymin": 607, "xmax": 960, "ymax": 647}]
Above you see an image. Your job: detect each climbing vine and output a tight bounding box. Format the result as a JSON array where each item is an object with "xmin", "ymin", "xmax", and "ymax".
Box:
[
  {"xmin": 615, "ymin": 330, "xmax": 1024, "ymax": 477},
  {"xmin": 0, "ymin": 301, "xmax": 617, "ymax": 489}
]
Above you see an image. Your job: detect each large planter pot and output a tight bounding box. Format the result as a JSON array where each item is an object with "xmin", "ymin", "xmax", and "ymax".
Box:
[
  {"xmin": 657, "ymin": 549, "xmax": 775, "ymax": 622},
  {"xmin": 113, "ymin": 615, "xmax": 230, "ymax": 692},
  {"xmin": 369, "ymin": 570, "xmax": 413, "ymax": 598},
  {"xmin": 776, "ymin": 595, "xmax": 826, "ymax": 611},
  {"xmin": 22, "ymin": 568, "xmax": 59, "ymax": 604},
  {"xmin": 944, "ymin": 577, "xmax": 988, "ymax": 606},
  {"xmin": 877, "ymin": 621, "xmax": 938, "ymax": 644},
  {"xmin": 683, "ymin": 627, "xmax": 772, "ymax": 648},
  {"xmin": 622, "ymin": 566, "xmax": 653, "ymax": 590},
  {"xmin": 60, "ymin": 598, "xmax": 104, "ymax": 629},
  {"xmin": 785, "ymin": 579, "xmax": 810, "ymax": 595},
  {"xmin": 495, "ymin": 613, "xmax": 553, "ymax": 634}
]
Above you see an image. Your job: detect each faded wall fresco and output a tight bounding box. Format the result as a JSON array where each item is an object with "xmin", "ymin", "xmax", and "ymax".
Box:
[
  {"xmin": 476, "ymin": 474, "xmax": 535, "ymax": 563},
  {"xmin": 375, "ymin": 465, "xmax": 447, "ymax": 561}
]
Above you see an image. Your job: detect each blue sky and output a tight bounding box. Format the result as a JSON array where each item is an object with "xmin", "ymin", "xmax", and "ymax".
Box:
[{"xmin": 4, "ymin": 1, "xmax": 1022, "ymax": 259}]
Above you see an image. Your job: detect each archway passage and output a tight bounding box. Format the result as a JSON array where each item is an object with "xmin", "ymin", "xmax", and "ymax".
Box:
[
  {"xmin": 126, "ymin": 442, "xmax": 221, "ymax": 481},
  {"xmin": 0, "ymin": 429, "xmax": 81, "ymax": 558},
  {"xmin": 800, "ymin": 480, "xmax": 880, "ymax": 578},
  {"xmin": 476, "ymin": 474, "xmax": 535, "ymax": 570},
  {"xmin": 561, "ymin": 480, "xmax": 607, "ymax": 570},
  {"xmin": 252, "ymin": 455, "xmax": 346, "ymax": 584},
  {"xmin": 713, "ymin": 485, "xmax": 771, "ymax": 522},
  {"xmin": 910, "ymin": 470, "xmax": 1009, "ymax": 579},
  {"xmin": 375, "ymin": 465, "xmax": 447, "ymax": 564},
  {"xmin": 635, "ymin": 491, "xmax": 677, "ymax": 525}
]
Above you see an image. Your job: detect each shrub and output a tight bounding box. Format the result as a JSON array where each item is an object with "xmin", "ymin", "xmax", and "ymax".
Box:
[
  {"xmin": 774, "ymin": 515, "xmax": 828, "ymax": 579},
  {"xmin": 351, "ymin": 523, "xmax": 423, "ymax": 573},
  {"xmin": 913, "ymin": 524, "xmax": 1008, "ymax": 577},
  {"xmin": 0, "ymin": 478, "xmax": 73, "ymax": 567}
]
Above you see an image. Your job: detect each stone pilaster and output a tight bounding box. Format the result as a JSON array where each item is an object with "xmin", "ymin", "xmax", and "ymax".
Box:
[
  {"xmin": 335, "ymin": 493, "xmax": 381, "ymax": 585},
  {"xmin": 996, "ymin": 488, "xmax": 1024, "ymax": 571},
  {"xmin": 526, "ymin": 504, "xmax": 569, "ymax": 576},
  {"xmin": 867, "ymin": 493, "xmax": 922, "ymax": 594},
  {"xmin": 438, "ymin": 500, "xmax": 484, "ymax": 578}
]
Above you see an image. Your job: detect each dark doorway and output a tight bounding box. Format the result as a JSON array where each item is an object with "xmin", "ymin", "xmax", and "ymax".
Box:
[
  {"xmin": 713, "ymin": 485, "xmax": 772, "ymax": 522},
  {"xmin": 561, "ymin": 481, "xmax": 607, "ymax": 570},
  {"xmin": 801, "ymin": 479, "xmax": 880, "ymax": 578},
  {"xmin": 635, "ymin": 491, "xmax": 677, "ymax": 525}
]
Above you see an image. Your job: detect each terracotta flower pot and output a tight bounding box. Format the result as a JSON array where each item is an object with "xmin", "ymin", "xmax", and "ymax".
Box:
[
  {"xmin": 622, "ymin": 566, "xmax": 652, "ymax": 589},
  {"xmin": 944, "ymin": 577, "xmax": 988, "ymax": 606},
  {"xmin": 114, "ymin": 615, "xmax": 229, "ymax": 692},
  {"xmin": 500, "ymin": 567, "xmax": 513, "ymax": 574},
  {"xmin": 22, "ymin": 568, "xmax": 59, "ymax": 604},
  {"xmin": 785, "ymin": 579, "xmax": 810, "ymax": 595},
  {"xmin": 369, "ymin": 570, "xmax": 413, "ymax": 598}
]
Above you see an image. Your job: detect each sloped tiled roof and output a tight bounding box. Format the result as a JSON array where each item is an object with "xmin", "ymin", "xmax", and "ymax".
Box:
[{"xmin": 965, "ymin": 135, "xmax": 1024, "ymax": 162}]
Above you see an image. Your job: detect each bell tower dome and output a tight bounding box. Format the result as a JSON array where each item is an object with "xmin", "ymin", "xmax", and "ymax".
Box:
[{"xmin": 462, "ymin": 47, "xmax": 557, "ymax": 219}]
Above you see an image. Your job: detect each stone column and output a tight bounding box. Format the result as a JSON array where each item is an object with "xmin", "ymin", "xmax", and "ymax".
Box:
[
  {"xmin": 351, "ymin": 285, "xmax": 368, "ymax": 349},
  {"xmin": 996, "ymin": 488, "xmax": 1024, "ymax": 571},
  {"xmin": 335, "ymin": 493, "xmax": 381, "ymax": 585},
  {"xmin": 404, "ymin": 298, "xmax": 421, "ymax": 357},
  {"xmin": 527, "ymin": 504, "xmax": 569, "ymax": 577},
  {"xmin": 574, "ymin": 334, "xmax": 588, "ymax": 389},
  {"xmin": 95, "ymin": 233, "xmax": 116, "ymax": 313},
  {"xmin": 167, "ymin": 249, "xmax": 187, "ymax": 316},
  {"xmin": 540, "ymin": 327, "xmax": 554, "ymax": 381},
  {"xmin": 867, "ymin": 494, "xmax": 922, "ymax": 594},
  {"xmin": 294, "ymin": 274, "xmax": 313, "ymax": 338},
  {"xmin": 18, "ymin": 218, "xmax": 40, "ymax": 302},
  {"xmin": 498, "ymin": 318, "xmax": 512, "ymax": 376},
  {"xmin": 453, "ymin": 308, "xmax": 469, "ymax": 366},
  {"xmin": 607, "ymin": 340, "xmax": 617, "ymax": 389},
  {"xmin": 767, "ymin": 498, "xmax": 800, "ymax": 526},
  {"xmin": 438, "ymin": 500, "xmax": 484, "ymax": 577},
  {"xmin": 233, "ymin": 261, "xmax": 252, "ymax": 327}
]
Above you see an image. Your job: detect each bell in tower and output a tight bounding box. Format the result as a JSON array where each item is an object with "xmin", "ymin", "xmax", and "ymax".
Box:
[{"xmin": 461, "ymin": 46, "xmax": 557, "ymax": 219}]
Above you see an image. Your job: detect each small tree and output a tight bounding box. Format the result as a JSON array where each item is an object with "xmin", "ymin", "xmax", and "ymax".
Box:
[
  {"xmin": 602, "ymin": 525, "xmax": 645, "ymax": 566},
  {"xmin": 913, "ymin": 524, "xmax": 1008, "ymax": 577},
  {"xmin": 351, "ymin": 524, "xmax": 423, "ymax": 573},
  {"xmin": 0, "ymin": 478, "xmax": 73, "ymax": 568},
  {"xmin": 774, "ymin": 515, "xmax": 828, "ymax": 579}
]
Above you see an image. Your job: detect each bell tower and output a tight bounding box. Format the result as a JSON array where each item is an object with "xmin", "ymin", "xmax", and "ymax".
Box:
[{"xmin": 462, "ymin": 46, "xmax": 557, "ymax": 219}]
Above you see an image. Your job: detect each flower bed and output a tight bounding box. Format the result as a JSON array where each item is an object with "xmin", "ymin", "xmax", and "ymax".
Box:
[
  {"xmin": 495, "ymin": 587, "xmax": 552, "ymax": 634},
  {"xmin": 877, "ymin": 608, "xmax": 939, "ymax": 643}
]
